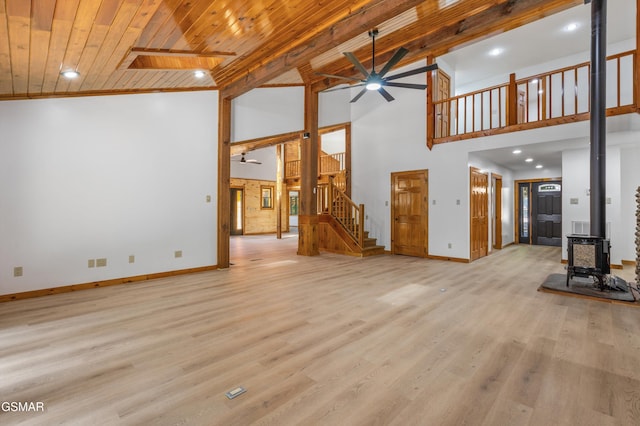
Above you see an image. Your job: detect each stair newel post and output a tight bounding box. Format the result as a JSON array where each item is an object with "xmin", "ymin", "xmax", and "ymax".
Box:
[
  {"xmin": 359, "ymin": 204, "xmax": 365, "ymax": 247},
  {"xmin": 328, "ymin": 176, "xmax": 334, "ymax": 215}
]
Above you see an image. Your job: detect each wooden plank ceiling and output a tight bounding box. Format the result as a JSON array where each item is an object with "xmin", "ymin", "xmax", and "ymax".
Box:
[{"xmin": 0, "ymin": 0, "xmax": 583, "ymax": 101}]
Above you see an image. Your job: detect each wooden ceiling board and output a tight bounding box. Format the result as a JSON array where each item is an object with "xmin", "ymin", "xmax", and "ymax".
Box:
[
  {"xmin": 0, "ymin": 0, "xmax": 587, "ymax": 100},
  {"xmin": 0, "ymin": 1, "xmax": 12, "ymax": 94},
  {"xmin": 6, "ymin": 0, "xmax": 31, "ymax": 95}
]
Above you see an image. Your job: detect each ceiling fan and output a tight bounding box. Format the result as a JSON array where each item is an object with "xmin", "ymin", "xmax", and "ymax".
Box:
[
  {"xmin": 232, "ymin": 153, "xmax": 262, "ymax": 165},
  {"xmin": 318, "ymin": 29, "xmax": 438, "ymax": 103}
]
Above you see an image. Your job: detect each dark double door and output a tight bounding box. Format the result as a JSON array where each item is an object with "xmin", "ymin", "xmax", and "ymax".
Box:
[{"xmin": 518, "ymin": 181, "xmax": 562, "ymax": 246}]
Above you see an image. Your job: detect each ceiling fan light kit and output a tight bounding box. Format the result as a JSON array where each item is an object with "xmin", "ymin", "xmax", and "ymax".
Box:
[{"xmin": 318, "ymin": 28, "xmax": 438, "ymax": 103}]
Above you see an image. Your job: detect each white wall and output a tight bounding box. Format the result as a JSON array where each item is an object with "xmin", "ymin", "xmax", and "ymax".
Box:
[
  {"xmin": 350, "ymin": 59, "xmax": 471, "ymax": 259},
  {"xmin": 232, "ymin": 87, "xmax": 304, "ymax": 141},
  {"xmin": 319, "ymin": 88, "xmax": 351, "ymax": 127},
  {"xmin": 561, "ymin": 144, "xmax": 625, "ymax": 264},
  {"xmin": 620, "ymin": 145, "xmax": 640, "ymax": 262},
  {"xmin": 0, "ymin": 91, "xmax": 218, "ymax": 295},
  {"xmin": 231, "ymin": 146, "xmax": 277, "ymax": 181}
]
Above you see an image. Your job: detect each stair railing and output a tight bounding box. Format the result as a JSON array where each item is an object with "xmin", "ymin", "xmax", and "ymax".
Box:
[{"xmin": 318, "ymin": 177, "xmax": 364, "ymax": 247}]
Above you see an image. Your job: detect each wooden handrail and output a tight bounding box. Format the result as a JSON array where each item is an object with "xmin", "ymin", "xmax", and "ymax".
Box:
[
  {"xmin": 286, "ymin": 151, "xmax": 345, "ymax": 178},
  {"xmin": 431, "ymin": 49, "xmax": 637, "ymax": 144},
  {"xmin": 317, "ymin": 177, "xmax": 364, "ymax": 248}
]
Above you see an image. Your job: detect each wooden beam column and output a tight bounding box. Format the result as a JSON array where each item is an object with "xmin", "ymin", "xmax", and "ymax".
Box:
[
  {"xmin": 217, "ymin": 93, "xmax": 232, "ymax": 268},
  {"xmin": 426, "ymin": 55, "xmax": 435, "ymax": 150},
  {"xmin": 298, "ymin": 85, "xmax": 319, "ymax": 256},
  {"xmin": 276, "ymin": 144, "xmax": 283, "ymax": 239}
]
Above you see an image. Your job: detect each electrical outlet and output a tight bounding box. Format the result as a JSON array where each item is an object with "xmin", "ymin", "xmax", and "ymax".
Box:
[
  {"xmin": 432, "ymin": 199, "xmax": 436, "ymax": 205},
  {"xmin": 456, "ymin": 199, "xmax": 461, "ymax": 205},
  {"xmin": 13, "ymin": 266, "xmax": 23, "ymax": 277},
  {"xmin": 129, "ymin": 255, "xmax": 135, "ymax": 264},
  {"xmin": 448, "ymin": 243, "xmax": 452, "ymax": 249},
  {"xmin": 206, "ymin": 195, "xmax": 211, "ymax": 203},
  {"xmin": 88, "ymin": 259, "xmax": 95, "ymax": 268},
  {"xmin": 175, "ymin": 250, "xmax": 183, "ymax": 258},
  {"xmin": 96, "ymin": 258, "xmax": 107, "ymax": 267}
]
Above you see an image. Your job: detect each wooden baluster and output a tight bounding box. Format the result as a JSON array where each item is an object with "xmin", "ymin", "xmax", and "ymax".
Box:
[{"xmin": 328, "ymin": 177, "xmax": 333, "ymax": 216}]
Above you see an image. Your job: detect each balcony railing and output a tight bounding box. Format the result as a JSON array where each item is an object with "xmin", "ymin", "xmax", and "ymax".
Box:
[
  {"xmin": 285, "ymin": 151, "xmax": 345, "ymax": 179},
  {"xmin": 431, "ymin": 50, "xmax": 637, "ymax": 145}
]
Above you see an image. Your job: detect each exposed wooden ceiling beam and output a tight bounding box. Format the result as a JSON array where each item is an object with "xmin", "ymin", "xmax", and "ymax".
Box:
[
  {"xmin": 218, "ymin": 0, "xmax": 424, "ymax": 99},
  {"xmin": 313, "ymin": 0, "xmax": 583, "ymax": 92}
]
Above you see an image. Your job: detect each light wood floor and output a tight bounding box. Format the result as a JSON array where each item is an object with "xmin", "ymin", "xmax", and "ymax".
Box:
[{"xmin": 1, "ymin": 236, "xmax": 639, "ymax": 425}]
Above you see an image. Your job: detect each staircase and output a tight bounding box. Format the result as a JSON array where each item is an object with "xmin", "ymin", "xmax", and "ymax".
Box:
[{"xmin": 317, "ymin": 178, "xmax": 385, "ymax": 257}]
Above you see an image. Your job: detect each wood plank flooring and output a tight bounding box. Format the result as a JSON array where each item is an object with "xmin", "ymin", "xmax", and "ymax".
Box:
[{"xmin": 1, "ymin": 235, "xmax": 639, "ymax": 425}]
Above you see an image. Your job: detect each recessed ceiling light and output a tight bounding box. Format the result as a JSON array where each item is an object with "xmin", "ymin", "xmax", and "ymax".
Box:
[
  {"xmin": 61, "ymin": 70, "xmax": 80, "ymax": 79},
  {"xmin": 525, "ymin": 158, "xmax": 534, "ymax": 162},
  {"xmin": 530, "ymin": 79, "xmax": 539, "ymax": 84},
  {"xmin": 194, "ymin": 70, "xmax": 206, "ymax": 78},
  {"xmin": 565, "ymin": 22, "xmax": 579, "ymax": 32},
  {"xmin": 536, "ymin": 164, "xmax": 543, "ymax": 169},
  {"xmin": 489, "ymin": 48, "xmax": 503, "ymax": 57},
  {"xmin": 512, "ymin": 149, "xmax": 522, "ymax": 154}
]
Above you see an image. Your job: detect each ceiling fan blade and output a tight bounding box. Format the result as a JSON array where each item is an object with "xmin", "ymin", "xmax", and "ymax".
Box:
[
  {"xmin": 246, "ymin": 159, "xmax": 262, "ymax": 164},
  {"xmin": 378, "ymin": 87, "xmax": 395, "ymax": 102},
  {"xmin": 377, "ymin": 47, "xmax": 409, "ymax": 78},
  {"xmin": 344, "ymin": 52, "xmax": 371, "ymax": 78},
  {"xmin": 385, "ymin": 63, "xmax": 439, "ymax": 82},
  {"xmin": 323, "ymin": 83, "xmax": 364, "ymax": 93},
  {"xmin": 384, "ymin": 82, "xmax": 427, "ymax": 90},
  {"xmin": 316, "ymin": 72, "xmax": 362, "ymax": 82},
  {"xmin": 350, "ymin": 87, "xmax": 368, "ymax": 103}
]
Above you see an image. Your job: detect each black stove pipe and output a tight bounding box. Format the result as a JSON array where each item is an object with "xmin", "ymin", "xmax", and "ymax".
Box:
[{"xmin": 589, "ymin": 0, "xmax": 607, "ymax": 238}]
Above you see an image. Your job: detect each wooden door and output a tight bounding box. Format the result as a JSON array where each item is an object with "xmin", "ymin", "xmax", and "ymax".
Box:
[
  {"xmin": 230, "ymin": 188, "xmax": 244, "ymax": 235},
  {"xmin": 391, "ymin": 170, "xmax": 428, "ymax": 257},
  {"xmin": 435, "ymin": 69, "xmax": 451, "ymax": 137},
  {"xmin": 531, "ymin": 181, "xmax": 562, "ymax": 246},
  {"xmin": 493, "ymin": 175, "xmax": 503, "ymax": 250},
  {"xmin": 470, "ymin": 167, "xmax": 488, "ymax": 261}
]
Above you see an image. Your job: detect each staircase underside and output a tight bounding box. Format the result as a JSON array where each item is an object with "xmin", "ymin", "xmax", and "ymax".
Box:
[{"xmin": 318, "ymin": 214, "xmax": 385, "ymax": 257}]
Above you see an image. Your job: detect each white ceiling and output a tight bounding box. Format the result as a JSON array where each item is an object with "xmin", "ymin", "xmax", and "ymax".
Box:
[{"xmin": 440, "ymin": 0, "xmax": 636, "ymax": 173}]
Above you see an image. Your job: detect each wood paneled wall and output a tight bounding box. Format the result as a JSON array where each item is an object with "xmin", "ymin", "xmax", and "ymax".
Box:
[{"xmin": 231, "ymin": 178, "xmax": 288, "ymax": 235}]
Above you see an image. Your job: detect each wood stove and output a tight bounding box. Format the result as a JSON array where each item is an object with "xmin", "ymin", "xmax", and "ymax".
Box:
[{"xmin": 566, "ymin": 235, "xmax": 610, "ymax": 289}]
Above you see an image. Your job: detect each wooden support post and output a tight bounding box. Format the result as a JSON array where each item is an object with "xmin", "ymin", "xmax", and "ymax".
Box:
[
  {"xmin": 344, "ymin": 123, "xmax": 352, "ymax": 197},
  {"xmin": 507, "ymin": 73, "xmax": 518, "ymax": 126},
  {"xmin": 426, "ymin": 55, "xmax": 435, "ymax": 150},
  {"xmin": 217, "ymin": 94, "xmax": 232, "ymax": 268},
  {"xmin": 298, "ymin": 85, "xmax": 319, "ymax": 256},
  {"xmin": 276, "ymin": 144, "xmax": 283, "ymax": 239}
]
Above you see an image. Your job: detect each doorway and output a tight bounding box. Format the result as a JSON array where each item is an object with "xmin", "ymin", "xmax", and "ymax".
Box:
[
  {"xmin": 492, "ymin": 174, "xmax": 503, "ymax": 250},
  {"xmin": 230, "ymin": 187, "xmax": 244, "ymax": 236},
  {"xmin": 516, "ymin": 180, "xmax": 562, "ymax": 246},
  {"xmin": 435, "ymin": 69, "xmax": 451, "ymax": 138},
  {"xmin": 391, "ymin": 170, "xmax": 428, "ymax": 257},
  {"xmin": 470, "ymin": 167, "xmax": 489, "ymax": 261}
]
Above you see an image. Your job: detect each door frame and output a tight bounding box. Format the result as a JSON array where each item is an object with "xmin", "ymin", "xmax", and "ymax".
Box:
[
  {"xmin": 492, "ymin": 173, "xmax": 503, "ymax": 250},
  {"xmin": 230, "ymin": 186, "xmax": 245, "ymax": 236},
  {"xmin": 390, "ymin": 169, "xmax": 429, "ymax": 257},
  {"xmin": 514, "ymin": 177, "xmax": 562, "ymax": 244}
]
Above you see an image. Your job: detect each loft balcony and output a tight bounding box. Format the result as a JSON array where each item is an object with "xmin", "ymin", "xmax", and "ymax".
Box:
[{"xmin": 428, "ymin": 49, "xmax": 638, "ymax": 148}]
